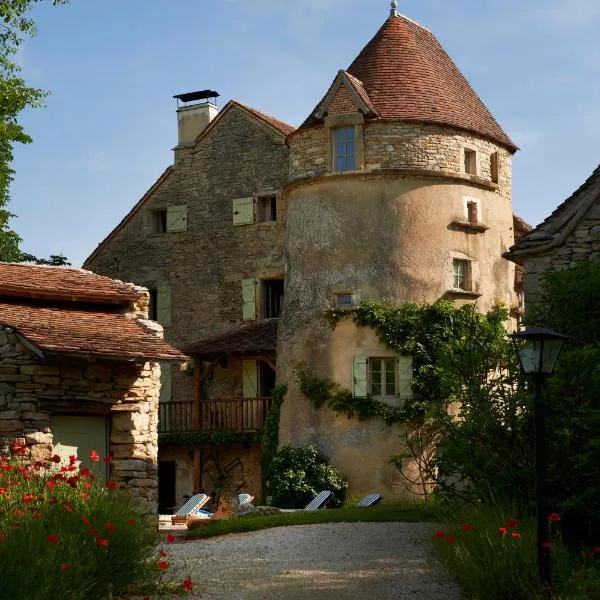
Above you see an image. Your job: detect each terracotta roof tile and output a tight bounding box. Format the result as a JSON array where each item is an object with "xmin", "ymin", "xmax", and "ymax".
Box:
[
  {"xmin": 234, "ymin": 102, "xmax": 296, "ymax": 137},
  {"xmin": 186, "ymin": 320, "xmax": 278, "ymax": 356},
  {"xmin": 0, "ymin": 301, "xmax": 187, "ymax": 361},
  {"xmin": 299, "ymin": 15, "xmax": 516, "ymax": 151},
  {"xmin": 0, "ymin": 263, "xmax": 143, "ymax": 304}
]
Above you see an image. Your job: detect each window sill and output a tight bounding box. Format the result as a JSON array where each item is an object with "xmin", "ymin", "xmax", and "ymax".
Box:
[
  {"xmin": 449, "ymin": 220, "xmax": 489, "ymax": 233},
  {"xmin": 445, "ymin": 289, "xmax": 482, "ymax": 299}
]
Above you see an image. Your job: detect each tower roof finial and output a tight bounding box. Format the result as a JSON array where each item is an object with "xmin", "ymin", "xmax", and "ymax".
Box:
[{"xmin": 390, "ymin": 0, "xmax": 399, "ymax": 17}]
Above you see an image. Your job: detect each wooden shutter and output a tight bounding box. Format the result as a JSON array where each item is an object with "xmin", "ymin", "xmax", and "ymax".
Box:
[
  {"xmin": 397, "ymin": 356, "xmax": 413, "ymax": 398},
  {"xmin": 166, "ymin": 205, "xmax": 187, "ymax": 232},
  {"xmin": 233, "ymin": 197, "xmax": 254, "ymax": 225},
  {"xmin": 242, "ymin": 278, "xmax": 256, "ymax": 321},
  {"xmin": 352, "ymin": 356, "xmax": 368, "ymax": 398},
  {"xmin": 242, "ymin": 360, "xmax": 258, "ymax": 398},
  {"xmin": 159, "ymin": 363, "xmax": 172, "ymax": 403},
  {"xmin": 157, "ymin": 286, "xmax": 171, "ymax": 327},
  {"xmin": 143, "ymin": 210, "xmax": 155, "ymax": 234}
]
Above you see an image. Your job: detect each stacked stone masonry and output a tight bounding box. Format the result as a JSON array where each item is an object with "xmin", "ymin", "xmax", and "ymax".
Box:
[{"xmin": 0, "ymin": 327, "xmax": 161, "ymax": 515}]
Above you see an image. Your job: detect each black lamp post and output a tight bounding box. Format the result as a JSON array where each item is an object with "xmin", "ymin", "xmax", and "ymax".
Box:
[{"xmin": 509, "ymin": 327, "xmax": 567, "ymax": 590}]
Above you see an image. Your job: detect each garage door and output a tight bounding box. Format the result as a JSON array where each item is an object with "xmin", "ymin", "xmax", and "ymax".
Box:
[{"xmin": 51, "ymin": 415, "xmax": 109, "ymax": 480}]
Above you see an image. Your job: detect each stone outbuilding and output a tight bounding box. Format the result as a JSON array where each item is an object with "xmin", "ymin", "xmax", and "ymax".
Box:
[
  {"xmin": 505, "ymin": 165, "xmax": 600, "ymax": 308},
  {"xmin": 84, "ymin": 7, "xmax": 525, "ymax": 503},
  {"xmin": 0, "ymin": 263, "xmax": 186, "ymax": 514}
]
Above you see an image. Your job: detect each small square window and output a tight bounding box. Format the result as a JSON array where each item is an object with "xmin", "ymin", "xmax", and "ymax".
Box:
[
  {"xmin": 333, "ymin": 127, "xmax": 356, "ymax": 172},
  {"xmin": 257, "ymin": 196, "xmax": 277, "ymax": 222},
  {"xmin": 453, "ymin": 259, "xmax": 470, "ymax": 291},
  {"xmin": 151, "ymin": 210, "xmax": 167, "ymax": 234},
  {"xmin": 463, "ymin": 149, "xmax": 477, "ymax": 176},
  {"xmin": 337, "ymin": 293, "xmax": 354, "ymax": 307},
  {"xmin": 467, "ymin": 201, "xmax": 479, "ymax": 224}
]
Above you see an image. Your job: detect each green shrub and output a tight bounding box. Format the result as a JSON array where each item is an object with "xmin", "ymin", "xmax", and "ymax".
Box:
[
  {"xmin": 268, "ymin": 445, "xmax": 347, "ymax": 508},
  {"xmin": 0, "ymin": 442, "xmax": 169, "ymax": 600},
  {"xmin": 433, "ymin": 503, "xmax": 600, "ymax": 600}
]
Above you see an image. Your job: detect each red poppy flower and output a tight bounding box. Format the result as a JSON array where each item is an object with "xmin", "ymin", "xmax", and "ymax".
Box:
[
  {"xmin": 157, "ymin": 561, "xmax": 169, "ymax": 570},
  {"xmin": 542, "ymin": 541, "xmax": 552, "ymax": 549},
  {"xmin": 103, "ymin": 455, "xmax": 113, "ymax": 464},
  {"xmin": 462, "ymin": 524, "xmax": 473, "ymax": 532},
  {"xmin": 69, "ymin": 455, "xmax": 77, "ymax": 465},
  {"xmin": 81, "ymin": 516, "xmax": 90, "ymax": 526},
  {"xmin": 166, "ymin": 534, "xmax": 176, "ymax": 544},
  {"xmin": 60, "ymin": 563, "xmax": 71, "ymax": 570},
  {"xmin": 182, "ymin": 577, "xmax": 193, "ymax": 592},
  {"xmin": 22, "ymin": 493, "xmax": 35, "ymax": 504},
  {"xmin": 547, "ymin": 513, "xmax": 561, "ymax": 523},
  {"xmin": 79, "ymin": 467, "xmax": 92, "ymax": 478},
  {"xmin": 15, "ymin": 510, "xmax": 24, "ymax": 517},
  {"xmin": 63, "ymin": 503, "xmax": 74, "ymax": 513},
  {"xmin": 434, "ymin": 530, "xmax": 445, "ymax": 539},
  {"xmin": 48, "ymin": 497, "xmax": 58, "ymax": 505},
  {"xmin": 89, "ymin": 450, "xmax": 100, "ymax": 462},
  {"xmin": 512, "ymin": 532, "xmax": 521, "ymax": 539},
  {"xmin": 89, "ymin": 528, "xmax": 100, "ymax": 538},
  {"xmin": 82, "ymin": 481, "xmax": 92, "ymax": 490},
  {"xmin": 498, "ymin": 527, "xmax": 507, "ymax": 535},
  {"xmin": 80, "ymin": 493, "xmax": 91, "ymax": 501},
  {"xmin": 47, "ymin": 534, "xmax": 59, "ymax": 544},
  {"xmin": 106, "ymin": 481, "xmax": 118, "ymax": 490},
  {"xmin": 105, "ymin": 522, "xmax": 116, "ymax": 534},
  {"xmin": 447, "ymin": 535, "xmax": 457, "ymax": 544},
  {"xmin": 96, "ymin": 538, "xmax": 109, "ymax": 547},
  {"xmin": 506, "ymin": 519, "xmax": 518, "ymax": 530},
  {"xmin": 51, "ymin": 455, "xmax": 61, "ymax": 464},
  {"xmin": 46, "ymin": 481, "xmax": 56, "ymax": 489}
]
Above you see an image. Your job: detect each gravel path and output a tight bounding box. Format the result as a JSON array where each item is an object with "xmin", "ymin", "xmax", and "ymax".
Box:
[{"xmin": 165, "ymin": 522, "xmax": 462, "ymax": 600}]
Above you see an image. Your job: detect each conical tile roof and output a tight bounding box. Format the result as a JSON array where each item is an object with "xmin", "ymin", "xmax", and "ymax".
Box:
[{"xmin": 300, "ymin": 14, "xmax": 516, "ymax": 152}]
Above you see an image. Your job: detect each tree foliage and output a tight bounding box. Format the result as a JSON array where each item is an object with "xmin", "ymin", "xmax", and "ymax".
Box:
[{"xmin": 0, "ymin": 0, "xmax": 67, "ymax": 261}]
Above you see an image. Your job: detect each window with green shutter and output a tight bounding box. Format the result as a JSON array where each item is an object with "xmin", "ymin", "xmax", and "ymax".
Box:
[
  {"xmin": 156, "ymin": 286, "xmax": 171, "ymax": 327},
  {"xmin": 352, "ymin": 356, "xmax": 368, "ymax": 398},
  {"xmin": 242, "ymin": 360, "xmax": 258, "ymax": 398},
  {"xmin": 397, "ymin": 356, "xmax": 413, "ymax": 398},
  {"xmin": 242, "ymin": 278, "xmax": 256, "ymax": 321},
  {"xmin": 166, "ymin": 205, "xmax": 188, "ymax": 232},
  {"xmin": 233, "ymin": 197, "xmax": 254, "ymax": 225}
]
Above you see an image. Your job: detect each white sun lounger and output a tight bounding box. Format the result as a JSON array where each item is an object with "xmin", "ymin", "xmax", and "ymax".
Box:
[
  {"xmin": 171, "ymin": 493, "xmax": 211, "ymax": 525},
  {"xmin": 355, "ymin": 493, "xmax": 383, "ymax": 508},
  {"xmin": 280, "ymin": 490, "xmax": 333, "ymax": 512}
]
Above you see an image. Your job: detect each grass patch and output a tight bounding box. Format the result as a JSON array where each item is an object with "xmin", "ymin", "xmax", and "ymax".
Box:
[{"xmin": 185, "ymin": 502, "xmax": 439, "ymax": 540}]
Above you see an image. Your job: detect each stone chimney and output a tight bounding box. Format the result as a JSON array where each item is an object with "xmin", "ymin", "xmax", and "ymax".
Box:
[{"xmin": 173, "ymin": 90, "xmax": 219, "ymax": 159}]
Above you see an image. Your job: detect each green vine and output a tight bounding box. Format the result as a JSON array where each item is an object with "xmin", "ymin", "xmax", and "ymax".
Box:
[
  {"xmin": 260, "ymin": 383, "xmax": 287, "ymax": 478},
  {"xmin": 304, "ymin": 300, "xmax": 510, "ymax": 425}
]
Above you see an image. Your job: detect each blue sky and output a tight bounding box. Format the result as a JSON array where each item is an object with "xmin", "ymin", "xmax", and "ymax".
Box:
[{"xmin": 10, "ymin": 0, "xmax": 600, "ymax": 266}]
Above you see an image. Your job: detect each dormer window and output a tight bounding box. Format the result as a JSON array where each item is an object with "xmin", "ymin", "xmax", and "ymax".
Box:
[{"xmin": 333, "ymin": 127, "xmax": 356, "ymax": 171}]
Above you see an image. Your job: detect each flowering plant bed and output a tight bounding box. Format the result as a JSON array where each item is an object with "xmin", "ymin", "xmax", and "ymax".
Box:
[{"xmin": 0, "ymin": 440, "xmax": 194, "ymax": 599}]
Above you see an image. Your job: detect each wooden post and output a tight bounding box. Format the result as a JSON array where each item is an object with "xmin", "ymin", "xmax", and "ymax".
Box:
[{"xmin": 194, "ymin": 357, "xmax": 202, "ymax": 431}]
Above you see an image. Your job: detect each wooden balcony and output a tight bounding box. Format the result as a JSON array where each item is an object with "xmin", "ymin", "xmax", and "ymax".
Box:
[{"xmin": 158, "ymin": 397, "xmax": 272, "ymax": 435}]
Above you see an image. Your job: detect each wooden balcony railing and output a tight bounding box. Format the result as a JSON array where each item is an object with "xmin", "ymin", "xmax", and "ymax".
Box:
[{"xmin": 159, "ymin": 397, "xmax": 273, "ymax": 435}]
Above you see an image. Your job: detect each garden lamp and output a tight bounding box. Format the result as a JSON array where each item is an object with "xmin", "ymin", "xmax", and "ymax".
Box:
[{"xmin": 509, "ymin": 326, "xmax": 568, "ymax": 591}]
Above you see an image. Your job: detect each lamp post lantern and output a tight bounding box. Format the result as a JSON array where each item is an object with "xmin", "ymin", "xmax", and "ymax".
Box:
[{"xmin": 509, "ymin": 327, "xmax": 567, "ymax": 591}]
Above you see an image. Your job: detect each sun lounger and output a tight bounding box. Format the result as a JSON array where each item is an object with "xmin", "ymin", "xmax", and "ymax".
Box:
[
  {"xmin": 280, "ymin": 490, "xmax": 333, "ymax": 512},
  {"xmin": 355, "ymin": 493, "xmax": 382, "ymax": 508},
  {"xmin": 171, "ymin": 493, "xmax": 211, "ymax": 525}
]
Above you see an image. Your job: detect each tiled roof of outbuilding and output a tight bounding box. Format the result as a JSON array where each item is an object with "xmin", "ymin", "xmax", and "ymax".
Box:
[
  {"xmin": 0, "ymin": 262, "xmax": 143, "ymax": 304},
  {"xmin": 299, "ymin": 14, "xmax": 516, "ymax": 152},
  {"xmin": 186, "ymin": 320, "xmax": 278, "ymax": 356},
  {"xmin": 0, "ymin": 301, "xmax": 187, "ymax": 361}
]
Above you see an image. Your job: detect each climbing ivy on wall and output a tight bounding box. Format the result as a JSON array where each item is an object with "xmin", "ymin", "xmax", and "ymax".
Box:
[
  {"xmin": 299, "ymin": 300, "xmax": 510, "ymax": 425},
  {"xmin": 260, "ymin": 383, "xmax": 287, "ymax": 478}
]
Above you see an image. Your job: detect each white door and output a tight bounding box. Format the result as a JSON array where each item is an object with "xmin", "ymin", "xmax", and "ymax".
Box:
[{"xmin": 51, "ymin": 415, "xmax": 109, "ymax": 480}]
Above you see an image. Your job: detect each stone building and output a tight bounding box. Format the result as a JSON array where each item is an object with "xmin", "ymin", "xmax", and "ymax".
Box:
[
  {"xmin": 84, "ymin": 7, "xmax": 522, "ymax": 503},
  {"xmin": 0, "ymin": 263, "xmax": 186, "ymax": 514},
  {"xmin": 506, "ymin": 165, "xmax": 600, "ymax": 308}
]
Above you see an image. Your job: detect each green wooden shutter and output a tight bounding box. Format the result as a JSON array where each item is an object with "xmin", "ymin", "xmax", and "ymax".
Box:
[
  {"xmin": 166, "ymin": 205, "xmax": 188, "ymax": 232},
  {"xmin": 233, "ymin": 197, "xmax": 254, "ymax": 225},
  {"xmin": 157, "ymin": 286, "xmax": 171, "ymax": 327},
  {"xmin": 159, "ymin": 362, "xmax": 172, "ymax": 403},
  {"xmin": 397, "ymin": 356, "xmax": 413, "ymax": 398},
  {"xmin": 242, "ymin": 360, "xmax": 258, "ymax": 398},
  {"xmin": 242, "ymin": 278, "xmax": 256, "ymax": 321},
  {"xmin": 143, "ymin": 210, "xmax": 155, "ymax": 234},
  {"xmin": 352, "ymin": 356, "xmax": 368, "ymax": 398}
]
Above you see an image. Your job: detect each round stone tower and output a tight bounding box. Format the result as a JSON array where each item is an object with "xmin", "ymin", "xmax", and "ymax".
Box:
[{"xmin": 277, "ymin": 10, "xmax": 518, "ymax": 498}]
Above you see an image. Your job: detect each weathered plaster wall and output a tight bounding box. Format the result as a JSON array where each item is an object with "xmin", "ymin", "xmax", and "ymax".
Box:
[{"xmin": 0, "ymin": 326, "xmax": 161, "ymax": 514}]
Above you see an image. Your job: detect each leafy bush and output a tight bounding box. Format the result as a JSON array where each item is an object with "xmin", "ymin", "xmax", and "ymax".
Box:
[
  {"xmin": 268, "ymin": 445, "xmax": 347, "ymax": 508},
  {"xmin": 0, "ymin": 441, "xmax": 177, "ymax": 600},
  {"xmin": 433, "ymin": 503, "xmax": 600, "ymax": 600}
]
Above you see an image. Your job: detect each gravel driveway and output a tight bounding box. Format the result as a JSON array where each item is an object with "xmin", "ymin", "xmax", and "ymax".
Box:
[{"xmin": 165, "ymin": 522, "xmax": 462, "ymax": 599}]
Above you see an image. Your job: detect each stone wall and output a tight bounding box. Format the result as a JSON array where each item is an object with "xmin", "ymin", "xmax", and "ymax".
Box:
[
  {"xmin": 523, "ymin": 203, "xmax": 600, "ymax": 306},
  {"xmin": 0, "ymin": 326, "xmax": 161, "ymax": 515},
  {"xmin": 288, "ymin": 121, "xmax": 512, "ymax": 204}
]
